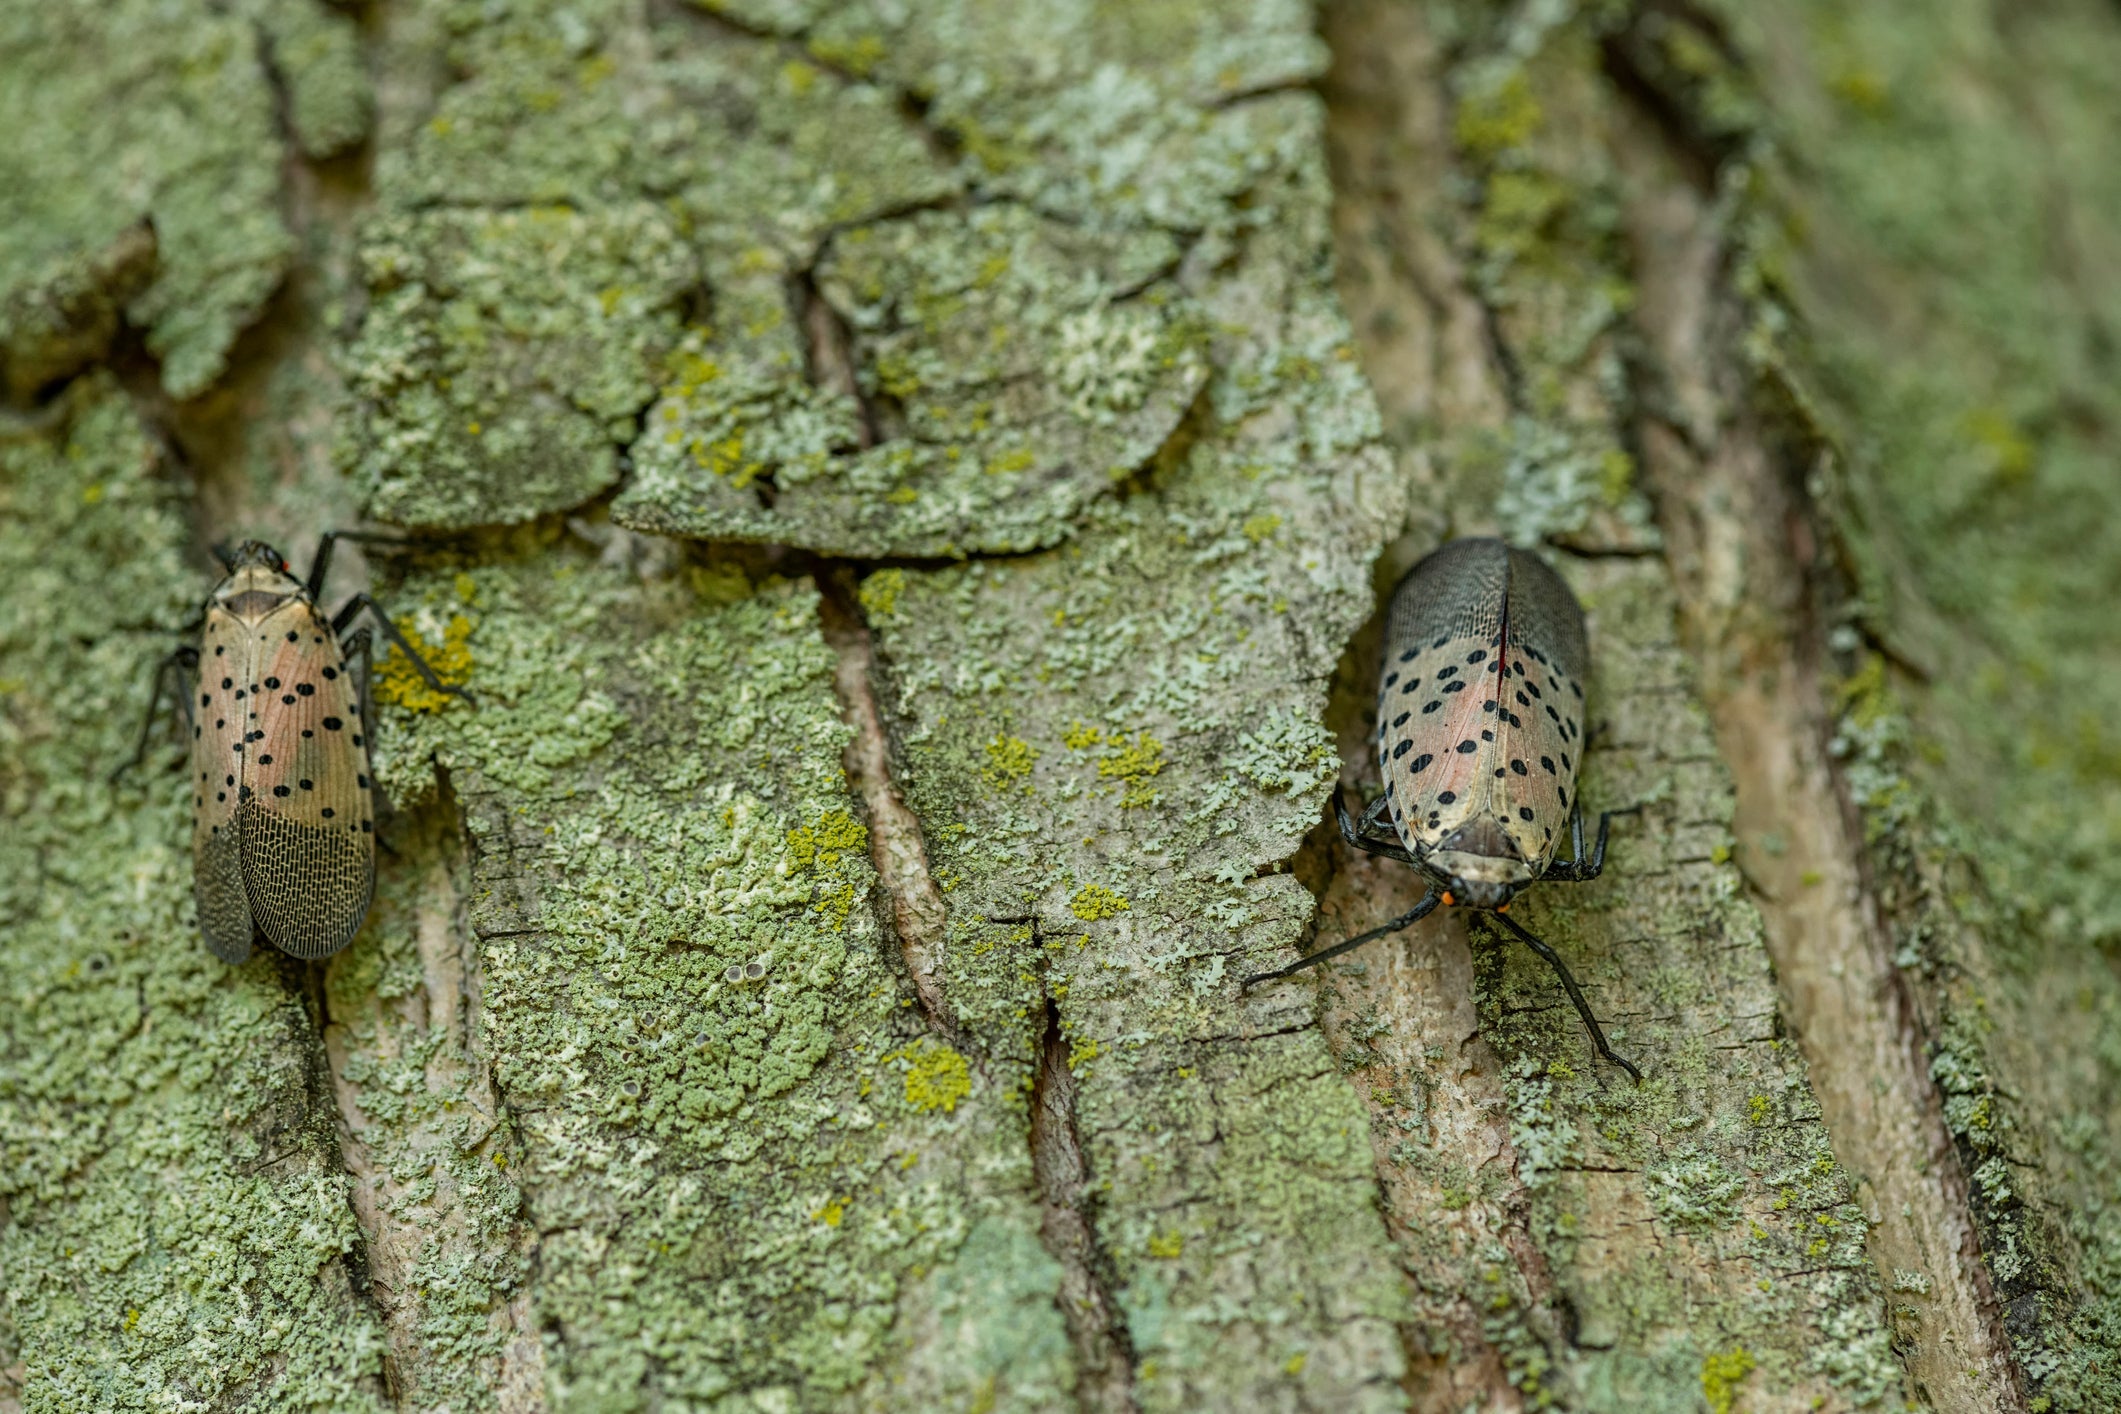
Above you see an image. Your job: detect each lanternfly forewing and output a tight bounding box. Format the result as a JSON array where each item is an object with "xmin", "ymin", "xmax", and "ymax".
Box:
[
  {"xmin": 1378, "ymin": 537, "xmax": 1587, "ymax": 888},
  {"xmin": 122, "ymin": 534, "xmax": 469, "ymax": 962},
  {"xmin": 1247, "ymin": 537, "xmax": 1640, "ymax": 1080}
]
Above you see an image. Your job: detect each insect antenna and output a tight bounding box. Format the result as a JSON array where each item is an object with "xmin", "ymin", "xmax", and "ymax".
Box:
[
  {"xmin": 1488, "ymin": 909, "xmax": 1641, "ymax": 1082},
  {"xmin": 1241, "ymin": 886, "xmax": 1443, "ymax": 989}
]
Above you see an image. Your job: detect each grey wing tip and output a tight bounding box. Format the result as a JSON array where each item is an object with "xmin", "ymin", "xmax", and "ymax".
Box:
[
  {"xmin": 202, "ymin": 928, "xmax": 253, "ymax": 964},
  {"xmin": 266, "ymin": 920, "xmax": 367, "ymax": 961}
]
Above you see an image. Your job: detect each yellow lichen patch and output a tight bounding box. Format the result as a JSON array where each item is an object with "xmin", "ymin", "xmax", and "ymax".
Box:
[
  {"xmin": 857, "ymin": 568, "xmax": 906, "ymax": 619},
  {"xmin": 1146, "ymin": 1230, "xmax": 1183, "ymax": 1259},
  {"xmin": 662, "ymin": 346, "xmax": 723, "ymax": 396},
  {"xmin": 812, "ymin": 1195, "xmax": 848, "ymax": 1227},
  {"xmin": 1098, "ymin": 731, "xmax": 1166, "ymax": 807},
  {"xmin": 808, "ymin": 32, "xmax": 886, "ymax": 77},
  {"xmin": 1070, "ymin": 885, "xmax": 1129, "ymax": 921},
  {"xmin": 1700, "ymin": 1348, "xmax": 1755, "ymax": 1414},
  {"xmin": 890, "ymin": 1041, "xmax": 971, "ymax": 1114},
  {"xmin": 985, "ymin": 446, "xmax": 1034, "ymax": 476},
  {"xmin": 1240, "ymin": 512, "xmax": 1282, "ymax": 544},
  {"xmin": 376, "ymin": 614, "xmax": 475, "ymax": 712},
  {"xmin": 812, "ymin": 878, "xmax": 859, "ymax": 931},
  {"xmin": 983, "ymin": 734, "xmax": 1038, "ymax": 789},
  {"xmin": 1828, "ymin": 66, "xmax": 1890, "ymax": 115},
  {"xmin": 703, "ymin": 433, "xmax": 761, "ymax": 489},
  {"xmin": 885, "ymin": 485, "xmax": 919, "ymax": 504},
  {"xmin": 1962, "ymin": 405, "xmax": 2036, "ymax": 485},
  {"xmin": 1062, "ymin": 720, "xmax": 1103, "ymax": 750},
  {"xmin": 1599, "ymin": 447, "xmax": 1635, "ymax": 505},
  {"xmin": 786, "ymin": 810, "xmax": 868, "ymax": 870},
  {"xmin": 1747, "ymin": 1094, "xmax": 1771, "ymax": 1125},
  {"xmin": 1454, "ymin": 69, "xmax": 1543, "ymax": 163}
]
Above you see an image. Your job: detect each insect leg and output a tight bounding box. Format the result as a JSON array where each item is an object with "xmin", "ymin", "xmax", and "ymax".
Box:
[
  {"xmin": 1241, "ymin": 886, "xmax": 1443, "ymax": 989},
  {"xmin": 1542, "ymin": 809, "xmax": 1624, "ymax": 883},
  {"xmin": 340, "ymin": 625, "xmax": 376, "ymax": 743},
  {"xmin": 305, "ymin": 529, "xmax": 427, "ymax": 599},
  {"xmin": 1335, "ymin": 786, "xmax": 1418, "ymax": 864},
  {"xmin": 331, "ymin": 594, "xmax": 476, "ymax": 706},
  {"xmin": 1489, "ymin": 909, "xmax": 1642, "ymax": 1082},
  {"xmin": 339, "ymin": 625, "xmax": 405, "ymax": 862},
  {"xmin": 110, "ymin": 646, "xmax": 200, "ymax": 782}
]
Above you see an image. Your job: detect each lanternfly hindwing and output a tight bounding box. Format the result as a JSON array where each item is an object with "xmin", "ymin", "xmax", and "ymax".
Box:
[{"xmin": 1376, "ymin": 537, "xmax": 1588, "ymax": 875}]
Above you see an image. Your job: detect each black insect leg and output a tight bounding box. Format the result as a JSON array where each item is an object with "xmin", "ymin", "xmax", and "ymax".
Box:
[
  {"xmin": 305, "ymin": 529, "xmax": 426, "ymax": 600},
  {"xmin": 1540, "ymin": 803, "xmax": 1645, "ymax": 883},
  {"xmin": 1335, "ymin": 785, "xmax": 1416, "ymax": 865},
  {"xmin": 1241, "ymin": 885, "xmax": 1443, "ymax": 989},
  {"xmin": 1489, "ymin": 908, "xmax": 1642, "ymax": 1082},
  {"xmin": 340, "ymin": 626, "xmax": 403, "ymax": 862},
  {"xmin": 341, "ymin": 625, "xmax": 376, "ymax": 743},
  {"xmin": 110, "ymin": 646, "xmax": 200, "ymax": 782},
  {"xmin": 331, "ymin": 594, "xmax": 475, "ymax": 706}
]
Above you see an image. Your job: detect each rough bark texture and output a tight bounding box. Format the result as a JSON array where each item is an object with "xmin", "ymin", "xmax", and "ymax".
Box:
[{"xmin": 1, "ymin": 1, "xmax": 2117, "ymax": 1412}]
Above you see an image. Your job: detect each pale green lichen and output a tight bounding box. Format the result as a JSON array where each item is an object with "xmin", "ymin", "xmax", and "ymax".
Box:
[
  {"xmin": 615, "ymin": 204, "xmax": 1210, "ymax": 556},
  {"xmin": 0, "ymin": 0, "xmax": 303, "ymax": 396},
  {"xmin": 344, "ymin": 204, "xmax": 695, "ymax": 529},
  {"xmin": 246, "ymin": 0, "xmax": 372, "ymax": 158},
  {"xmin": 359, "ymin": 536, "xmax": 1069, "ymax": 1404}
]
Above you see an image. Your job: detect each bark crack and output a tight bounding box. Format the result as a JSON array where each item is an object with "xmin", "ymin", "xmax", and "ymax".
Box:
[
  {"xmin": 318, "ymin": 784, "xmax": 547, "ymax": 1412},
  {"xmin": 1028, "ymin": 992, "xmax": 1139, "ymax": 1414},
  {"xmin": 815, "ymin": 569, "xmax": 957, "ymax": 1040},
  {"xmin": 793, "ymin": 265, "xmax": 884, "ymax": 451}
]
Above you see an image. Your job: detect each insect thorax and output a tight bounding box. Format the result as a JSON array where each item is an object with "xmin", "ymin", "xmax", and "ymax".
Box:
[{"xmin": 211, "ymin": 564, "xmax": 308, "ymax": 624}]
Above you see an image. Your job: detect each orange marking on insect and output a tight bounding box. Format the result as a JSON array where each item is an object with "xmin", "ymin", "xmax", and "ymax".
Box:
[{"xmin": 1440, "ymin": 890, "xmax": 1455, "ymax": 907}]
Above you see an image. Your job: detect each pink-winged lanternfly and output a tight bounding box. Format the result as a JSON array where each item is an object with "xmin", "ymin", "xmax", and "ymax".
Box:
[
  {"xmin": 115, "ymin": 532, "xmax": 470, "ymax": 963},
  {"xmin": 1244, "ymin": 537, "xmax": 1641, "ymax": 1081}
]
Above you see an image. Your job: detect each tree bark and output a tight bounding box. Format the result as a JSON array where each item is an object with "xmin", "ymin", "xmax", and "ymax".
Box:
[{"xmin": 3, "ymin": 1, "xmax": 2117, "ymax": 1411}]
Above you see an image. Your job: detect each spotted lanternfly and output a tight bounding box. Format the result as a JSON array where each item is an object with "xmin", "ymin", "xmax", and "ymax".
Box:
[
  {"xmin": 116, "ymin": 532, "xmax": 470, "ymax": 963},
  {"xmin": 1245, "ymin": 537, "xmax": 1641, "ymax": 1080}
]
